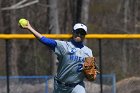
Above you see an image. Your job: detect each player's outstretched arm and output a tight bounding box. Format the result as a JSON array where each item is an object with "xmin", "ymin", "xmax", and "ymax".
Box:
[
  {"xmin": 21, "ymin": 21, "xmax": 43, "ymax": 39},
  {"xmin": 19, "ymin": 19, "xmax": 57, "ymax": 50}
]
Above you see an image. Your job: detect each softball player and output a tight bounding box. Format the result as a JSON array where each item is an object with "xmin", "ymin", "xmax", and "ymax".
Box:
[{"xmin": 21, "ymin": 22, "xmax": 96, "ymax": 93}]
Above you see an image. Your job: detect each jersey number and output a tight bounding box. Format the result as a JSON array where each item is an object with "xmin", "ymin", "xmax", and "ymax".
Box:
[{"xmin": 77, "ymin": 64, "xmax": 83, "ymax": 72}]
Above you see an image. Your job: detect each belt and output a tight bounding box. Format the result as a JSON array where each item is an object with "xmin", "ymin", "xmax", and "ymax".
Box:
[{"xmin": 55, "ymin": 79, "xmax": 82, "ymax": 87}]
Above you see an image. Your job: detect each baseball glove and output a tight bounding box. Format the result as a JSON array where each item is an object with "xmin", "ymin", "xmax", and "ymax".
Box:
[{"xmin": 83, "ymin": 57, "xmax": 99, "ymax": 81}]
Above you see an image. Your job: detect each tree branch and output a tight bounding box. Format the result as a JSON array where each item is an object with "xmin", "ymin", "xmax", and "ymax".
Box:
[{"xmin": 1, "ymin": 0, "xmax": 39, "ymax": 10}]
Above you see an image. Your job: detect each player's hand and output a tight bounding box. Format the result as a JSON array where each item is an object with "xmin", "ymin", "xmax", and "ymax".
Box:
[
  {"xmin": 19, "ymin": 21, "xmax": 32, "ymax": 30},
  {"xmin": 22, "ymin": 21, "xmax": 31, "ymax": 29},
  {"xmin": 18, "ymin": 19, "xmax": 32, "ymax": 29}
]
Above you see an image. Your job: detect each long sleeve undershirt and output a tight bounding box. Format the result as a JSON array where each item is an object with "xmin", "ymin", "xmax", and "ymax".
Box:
[{"xmin": 39, "ymin": 36, "xmax": 57, "ymax": 50}]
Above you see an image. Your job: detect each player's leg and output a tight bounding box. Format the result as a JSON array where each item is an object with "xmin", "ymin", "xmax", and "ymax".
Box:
[
  {"xmin": 71, "ymin": 84, "xmax": 86, "ymax": 93},
  {"xmin": 53, "ymin": 79, "xmax": 73, "ymax": 93}
]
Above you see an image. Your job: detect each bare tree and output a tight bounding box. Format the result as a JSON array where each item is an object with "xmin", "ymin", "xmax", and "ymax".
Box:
[
  {"xmin": 1, "ymin": 0, "xmax": 19, "ymax": 76},
  {"xmin": 81, "ymin": 0, "xmax": 90, "ymax": 24},
  {"xmin": 48, "ymin": 0, "xmax": 60, "ymax": 75},
  {"xmin": 121, "ymin": 0, "xmax": 129, "ymax": 77}
]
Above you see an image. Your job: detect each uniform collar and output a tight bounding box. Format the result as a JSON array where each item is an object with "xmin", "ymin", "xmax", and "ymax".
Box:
[{"xmin": 71, "ymin": 39, "xmax": 84, "ymax": 49}]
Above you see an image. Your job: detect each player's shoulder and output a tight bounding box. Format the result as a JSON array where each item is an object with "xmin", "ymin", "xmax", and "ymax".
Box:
[
  {"xmin": 83, "ymin": 45, "xmax": 92, "ymax": 51},
  {"xmin": 55, "ymin": 40, "xmax": 67, "ymax": 45},
  {"xmin": 55, "ymin": 40, "xmax": 72, "ymax": 48},
  {"xmin": 82, "ymin": 46, "xmax": 93, "ymax": 56},
  {"xmin": 82, "ymin": 45, "xmax": 93, "ymax": 56}
]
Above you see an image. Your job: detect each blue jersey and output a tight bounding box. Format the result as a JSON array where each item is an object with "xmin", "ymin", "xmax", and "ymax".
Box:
[{"xmin": 40, "ymin": 37, "xmax": 93, "ymax": 83}]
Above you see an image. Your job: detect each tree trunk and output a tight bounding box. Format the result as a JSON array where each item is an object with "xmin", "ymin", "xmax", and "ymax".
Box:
[
  {"xmin": 48, "ymin": 0, "xmax": 59, "ymax": 34},
  {"xmin": 48, "ymin": 0, "xmax": 60, "ymax": 75},
  {"xmin": 81, "ymin": 0, "xmax": 90, "ymax": 24},
  {"xmin": 1, "ymin": 0, "xmax": 18, "ymax": 76},
  {"xmin": 122, "ymin": 0, "xmax": 130, "ymax": 77},
  {"xmin": 81, "ymin": 0, "xmax": 90, "ymax": 44},
  {"xmin": 9, "ymin": 1, "xmax": 19, "ymax": 76}
]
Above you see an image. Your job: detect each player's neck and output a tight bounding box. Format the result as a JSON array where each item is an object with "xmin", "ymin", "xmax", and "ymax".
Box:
[{"xmin": 71, "ymin": 39, "xmax": 84, "ymax": 49}]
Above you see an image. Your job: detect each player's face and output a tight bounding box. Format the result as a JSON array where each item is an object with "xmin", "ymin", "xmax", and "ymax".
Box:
[{"xmin": 73, "ymin": 29, "xmax": 86, "ymax": 42}]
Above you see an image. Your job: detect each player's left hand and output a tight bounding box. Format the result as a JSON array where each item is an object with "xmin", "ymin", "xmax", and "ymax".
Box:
[{"xmin": 83, "ymin": 57, "xmax": 99, "ymax": 81}]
